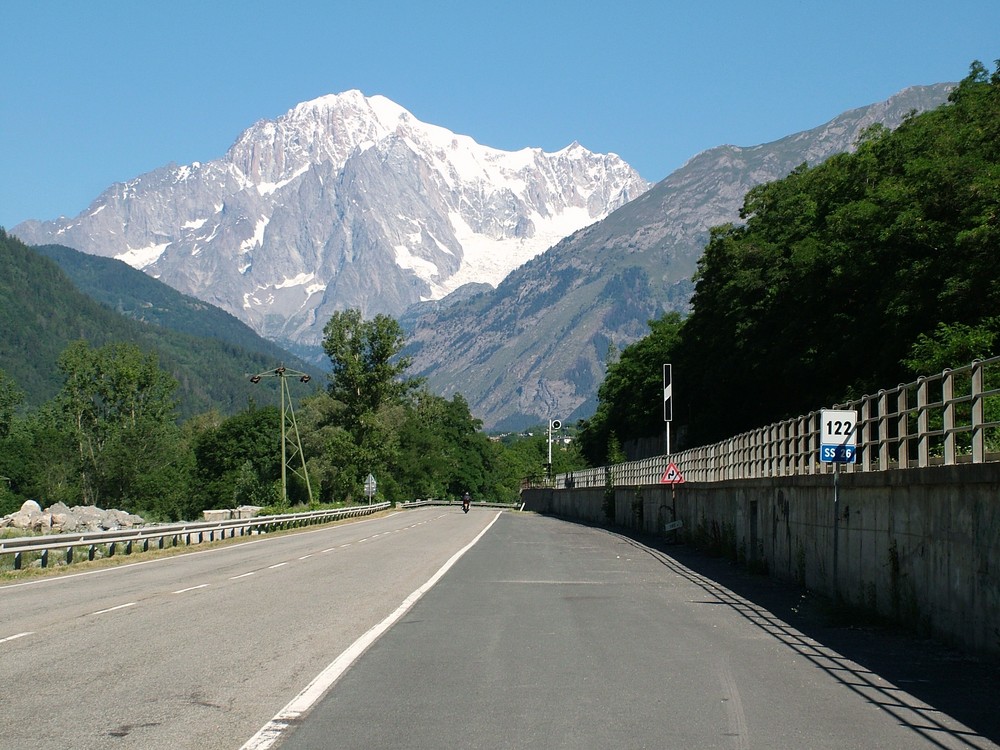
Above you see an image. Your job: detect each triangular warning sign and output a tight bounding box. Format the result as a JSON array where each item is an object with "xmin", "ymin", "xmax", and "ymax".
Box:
[{"xmin": 661, "ymin": 462, "xmax": 685, "ymax": 484}]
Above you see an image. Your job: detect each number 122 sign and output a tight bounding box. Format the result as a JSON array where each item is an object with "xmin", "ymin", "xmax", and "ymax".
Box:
[{"xmin": 820, "ymin": 409, "xmax": 857, "ymax": 463}]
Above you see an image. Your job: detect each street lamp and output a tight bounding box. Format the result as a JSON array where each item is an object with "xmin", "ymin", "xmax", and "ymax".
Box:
[
  {"xmin": 249, "ymin": 365, "xmax": 314, "ymax": 506},
  {"xmin": 547, "ymin": 419, "xmax": 561, "ymax": 482}
]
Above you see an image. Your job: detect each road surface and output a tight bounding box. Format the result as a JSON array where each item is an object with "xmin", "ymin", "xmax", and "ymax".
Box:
[{"xmin": 2, "ymin": 508, "xmax": 996, "ymax": 749}]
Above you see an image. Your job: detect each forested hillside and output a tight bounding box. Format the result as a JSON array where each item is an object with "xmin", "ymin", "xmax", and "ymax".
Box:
[
  {"xmin": 32, "ymin": 243, "xmax": 317, "ymax": 369},
  {"xmin": 581, "ymin": 60, "xmax": 1000, "ymax": 460},
  {"xmin": 0, "ymin": 231, "xmax": 319, "ymax": 417}
]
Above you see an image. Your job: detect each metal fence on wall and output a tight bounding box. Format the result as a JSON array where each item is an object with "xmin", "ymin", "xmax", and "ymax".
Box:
[{"xmin": 545, "ymin": 356, "xmax": 1000, "ymax": 489}]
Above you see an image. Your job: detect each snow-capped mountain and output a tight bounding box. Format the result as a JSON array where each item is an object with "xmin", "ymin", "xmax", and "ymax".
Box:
[{"xmin": 13, "ymin": 91, "xmax": 649, "ymax": 349}]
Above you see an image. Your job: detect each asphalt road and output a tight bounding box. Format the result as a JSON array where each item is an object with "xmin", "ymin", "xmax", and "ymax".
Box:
[
  {"xmin": 0, "ymin": 507, "xmax": 495, "ymax": 749},
  {"xmin": 3, "ymin": 509, "xmax": 997, "ymax": 750},
  {"xmin": 273, "ymin": 512, "xmax": 999, "ymax": 750}
]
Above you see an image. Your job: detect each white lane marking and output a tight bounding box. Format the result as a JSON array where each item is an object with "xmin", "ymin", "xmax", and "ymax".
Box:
[
  {"xmin": 173, "ymin": 584, "xmax": 210, "ymax": 594},
  {"xmin": 299, "ymin": 555, "xmax": 313, "ymax": 560},
  {"xmin": 230, "ymin": 572, "xmax": 256, "ymax": 580},
  {"xmin": 0, "ymin": 632, "xmax": 34, "ymax": 644},
  {"xmin": 240, "ymin": 512, "xmax": 503, "ymax": 750},
  {"xmin": 90, "ymin": 602, "xmax": 137, "ymax": 616},
  {"xmin": 268, "ymin": 563, "xmax": 287, "ymax": 569}
]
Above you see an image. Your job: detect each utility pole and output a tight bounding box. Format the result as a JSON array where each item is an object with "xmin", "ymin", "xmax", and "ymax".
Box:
[{"xmin": 249, "ymin": 365, "xmax": 315, "ymax": 506}]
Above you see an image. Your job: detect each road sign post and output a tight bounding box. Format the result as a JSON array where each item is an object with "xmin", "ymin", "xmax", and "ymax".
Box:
[
  {"xmin": 364, "ymin": 473, "xmax": 377, "ymax": 504},
  {"xmin": 663, "ymin": 364, "xmax": 672, "ymax": 455},
  {"xmin": 820, "ymin": 408, "xmax": 857, "ymax": 600},
  {"xmin": 660, "ymin": 461, "xmax": 684, "ymax": 538}
]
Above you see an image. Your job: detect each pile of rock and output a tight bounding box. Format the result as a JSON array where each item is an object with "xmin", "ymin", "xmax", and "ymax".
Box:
[{"xmin": 0, "ymin": 500, "xmax": 145, "ymax": 534}]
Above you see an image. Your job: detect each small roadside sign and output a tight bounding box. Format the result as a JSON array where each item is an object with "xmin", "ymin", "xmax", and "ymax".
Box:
[
  {"xmin": 364, "ymin": 473, "xmax": 377, "ymax": 500},
  {"xmin": 664, "ymin": 520, "xmax": 684, "ymax": 532},
  {"xmin": 820, "ymin": 409, "xmax": 857, "ymax": 463},
  {"xmin": 661, "ymin": 462, "xmax": 685, "ymax": 484}
]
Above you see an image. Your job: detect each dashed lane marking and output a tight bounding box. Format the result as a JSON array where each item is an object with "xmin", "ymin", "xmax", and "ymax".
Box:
[
  {"xmin": 90, "ymin": 602, "xmax": 137, "ymax": 616},
  {"xmin": 173, "ymin": 584, "xmax": 210, "ymax": 594}
]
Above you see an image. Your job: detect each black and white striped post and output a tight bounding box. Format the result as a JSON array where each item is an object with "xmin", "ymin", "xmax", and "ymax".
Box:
[{"xmin": 663, "ymin": 363, "xmax": 673, "ymax": 455}]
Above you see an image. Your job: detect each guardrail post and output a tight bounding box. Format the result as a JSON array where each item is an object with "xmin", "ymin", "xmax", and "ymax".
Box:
[
  {"xmin": 897, "ymin": 386, "xmax": 909, "ymax": 468},
  {"xmin": 89, "ymin": 545, "xmax": 96, "ymax": 561},
  {"xmin": 877, "ymin": 390, "xmax": 890, "ymax": 471},
  {"xmin": 971, "ymin": 360, "xmax": 985, "ymax": 463},
  {"xmin": 66, "ymin": 547, "xmax": 73, "ymax": 565},
  {"xmin": 943, "ymin": 369, "xmax": 955, "ymax": 465},
  {"xmin": 40, "ymin": 549, "xmax": 48, "ymax": 568},
  {"xmin": 14, "ymin": 551, "xmax": 21, "ymax": 570},
  {"xmin": 108, "ymin": 542, "xmax": 116, "ymax": 558},
  {"xmin": 917, "ymin": 377, "xmax": 930, "ymax": 467}
]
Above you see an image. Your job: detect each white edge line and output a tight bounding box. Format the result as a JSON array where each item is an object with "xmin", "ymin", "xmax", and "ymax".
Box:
[
  {"xmin": 0, "ymin": 632, "xmax": 34, "ymax": 644},
  {"xmin": 239, "ymin": 511, "xmax": 503, "ymax": 750}
]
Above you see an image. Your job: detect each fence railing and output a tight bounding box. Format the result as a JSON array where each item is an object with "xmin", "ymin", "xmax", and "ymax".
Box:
[
  {"xmin": 543, "ymin": 356, "xmax": 1000, "ymax": 489},
  {"xmin": 0, "ymin": 502, "xmax": 391, "ymax": 571}
]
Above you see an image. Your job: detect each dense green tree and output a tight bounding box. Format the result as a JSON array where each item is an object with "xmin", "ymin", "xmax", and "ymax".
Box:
[
  {"xmin": 578, "ymin": 313, "xmax": 683, "ymax": 465},
  {"xmin": 0, "ymin": 405, "xmax": 79, "ymax": 508},
  {"xmin": 55, "ymin": 340, "xmax": 183, "ymax": 511},
  {"xmin": 0, "ymin": 368, "xmax": 23, "ymax": 439},
  {"xmin": 392, "ymin": 392, "xmax": 497, "ymax": 500},
  {"xmin": 496, "ymin": 429, "xmax": 588, "ymax": 492},
  {"xmin": 192, "ymin": 405, "xmax": 282, "ymax": 509},
  {"xmin": 317, "ymin": 309, "xmax": 424, "ymax": 499},
  {"xmin": 322, "ymin": 309, "xmax": 419, "ymax": 422}
]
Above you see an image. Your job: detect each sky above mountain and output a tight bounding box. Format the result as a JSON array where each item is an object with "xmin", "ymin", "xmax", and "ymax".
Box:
[{"xmin": 2, "ymin": 0, "xmax": 997, "ymax": 230}]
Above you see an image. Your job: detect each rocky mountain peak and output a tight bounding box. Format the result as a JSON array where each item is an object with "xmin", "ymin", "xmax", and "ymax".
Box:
[{"xmin": 12, "ymin": 92, "xmax": 650, "ymax": 350}]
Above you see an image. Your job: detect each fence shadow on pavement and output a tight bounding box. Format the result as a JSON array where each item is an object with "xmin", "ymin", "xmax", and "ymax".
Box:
[{"xmin": 606, "ymin": 524, "xmax": 1000, "ymax": 749}]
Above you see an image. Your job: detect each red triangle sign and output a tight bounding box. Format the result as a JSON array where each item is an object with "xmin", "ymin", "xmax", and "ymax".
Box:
[{"xmin": 661, "ymin": 462, "xmax": 685, "ymax": 484}]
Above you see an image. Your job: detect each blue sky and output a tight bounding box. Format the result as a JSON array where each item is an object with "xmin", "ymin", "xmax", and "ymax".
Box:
[{"xmin": 2, "ymin": 0, "xmax": 998, "ymax": 229}]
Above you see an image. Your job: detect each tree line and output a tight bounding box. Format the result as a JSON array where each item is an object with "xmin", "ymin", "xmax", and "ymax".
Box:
[
  {"xmin": 0, "ymin": 310, "xmax": 586, "ymax": 520},
  {"xmin": 579, "ymin": 60, "xmax": 1000, "ymax": 463}
]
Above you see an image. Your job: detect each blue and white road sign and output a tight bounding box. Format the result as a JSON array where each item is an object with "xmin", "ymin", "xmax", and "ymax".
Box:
[{"xmin": 820, "ymin": 409, "xmax": 857, "ymax": 464}]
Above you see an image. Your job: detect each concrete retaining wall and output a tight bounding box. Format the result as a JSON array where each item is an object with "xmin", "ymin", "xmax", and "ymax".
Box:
[{"xmin": 522, "ymin": 463, "xmax": 1000, "ymax": 657}]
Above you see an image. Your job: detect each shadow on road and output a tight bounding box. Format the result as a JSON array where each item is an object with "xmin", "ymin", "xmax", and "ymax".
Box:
[{"xmin": 610, "ymin": 525, "xmax": 1000, "ymax": 749}]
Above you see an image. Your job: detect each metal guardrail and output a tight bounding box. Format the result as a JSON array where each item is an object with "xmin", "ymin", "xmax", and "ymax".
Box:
[
  {"xmin": 0, "ymin": 502, "xmax": 391, "ymax": 571},
  {"xmin": 539, "ymin": 356, "xmax": 1000, "ymax": 489}
]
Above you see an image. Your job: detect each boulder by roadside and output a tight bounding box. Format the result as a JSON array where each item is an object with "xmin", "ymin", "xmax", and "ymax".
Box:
[{"xmin": 0, "ymin": 500, "xmax": 145, "ymax": 534}]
